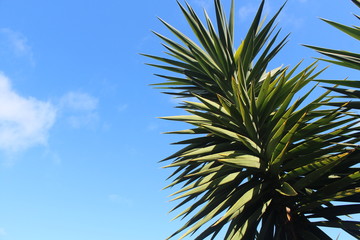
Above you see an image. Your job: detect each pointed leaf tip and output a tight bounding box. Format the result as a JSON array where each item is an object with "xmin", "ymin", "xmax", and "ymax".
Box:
[{"xmin": 276, "ymin": 182, "xmax": 298, "ymax": 196}]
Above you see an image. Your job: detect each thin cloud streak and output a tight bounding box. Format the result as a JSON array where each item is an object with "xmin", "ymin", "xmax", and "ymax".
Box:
[
  {"xmin": 60, "ymin": 92, "xmax": 98, "ymax": 111},
  {"xmin": 108, "ymin": 194, "xmax": 133, "ymax": 207},
  {"xmin": 59, "ymin": 91, "xmax": 99, "ymax": 129},
  {"xmin": 0, "ymin": 28, "xmax": 35, "ymax": 65}
]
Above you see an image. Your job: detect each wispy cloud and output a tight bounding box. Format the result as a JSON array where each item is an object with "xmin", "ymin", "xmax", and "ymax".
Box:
[
  {"xmin": 0, "ymin": 28, "xmax": 34, "ymax": 64},
  {"xmin": 0, "ymin": 227, "xmax": 6, "ymax": 236},
  {"xmin": 279, "ymin": 11, "xmax": 305, "ymax": 29},
  {"xmin": 239, "ymin": 5, "xmax": 258, "ymax": 21},
  {"xmin": 0, "ymin": 73, "xmax": 56, "ymax": 152},
  {"xmin": 60, "ymin": 92, "xmax": 98, "ymax": 111},
  {"xmin": 43, "ymin": 149, "xmax": 62, "ymax": 165},
  {"xmin": 238, "ymin": 2, "xmax": 272, "ymax": 22},
  {"xmin": 147, "ymin": 122, "xmax": 159, "ymax": 131},
  {"xmin": 117, "ymin": 104, "xmax": 128, "ymax": 112},
  {"xmin": 59, "ymin": 92, "xmax": 99, "ymax": 129},
  {"xmin": 194, "ymin": 0, "xmax": 211, "ymax": 9},
  {"xmin": 108, "ymin": 194, "xmax": 133, "ymax": 207}
]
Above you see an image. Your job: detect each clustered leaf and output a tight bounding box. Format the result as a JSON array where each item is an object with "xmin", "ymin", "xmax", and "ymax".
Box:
[{"xmin": 146, "ymin": 0, "xmax": 360, "ymax": 239}]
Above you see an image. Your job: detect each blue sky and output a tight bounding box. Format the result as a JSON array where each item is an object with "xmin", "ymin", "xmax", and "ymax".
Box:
[{"xmin": 0, "ymin": 0, "xmax": 358, "ymax": 239}]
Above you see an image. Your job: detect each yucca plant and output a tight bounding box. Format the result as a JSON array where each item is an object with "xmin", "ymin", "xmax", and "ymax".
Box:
[{"xmin": 145, "ymin": 0, "xmax": 360, "ymax": 239}]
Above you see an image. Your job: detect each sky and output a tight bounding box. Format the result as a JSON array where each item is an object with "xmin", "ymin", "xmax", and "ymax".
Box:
[{"xmin": 0, "ymin": 0, "xmax": 357, "ymax": 239}]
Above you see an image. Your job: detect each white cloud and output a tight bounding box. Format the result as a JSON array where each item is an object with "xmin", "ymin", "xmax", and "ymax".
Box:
[
  {"xmin": 0, "ymin": 73, "xmax": 56, "ymax": 152},
  {"xmin": 59, "ymin": 92, "xmax": 99, "ymax": 128},
  {"xmin": 0, "ymin": 75, "xmax": 99, "ymax": 156},
  {"xmin": 0, "ymin": 28, "xmax": 34, "ymax": 64}
]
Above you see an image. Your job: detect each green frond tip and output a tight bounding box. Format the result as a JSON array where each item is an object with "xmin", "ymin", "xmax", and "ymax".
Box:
[
  {"xmin": 320, "ymin": 18, "xmax": 360, "ymax": 41},
  {"xmin": 275, "ymin": 182, "xmax": 298, "ymax": 196},
  {"xmin": 352, "ymin": 0, "xmax": 360, "ymax": 8}
]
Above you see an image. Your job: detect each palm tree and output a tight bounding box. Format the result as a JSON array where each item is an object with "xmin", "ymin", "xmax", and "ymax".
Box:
[{"xmin": 145, "ymin": 0, "xmax": 360, "ymax": 239}]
